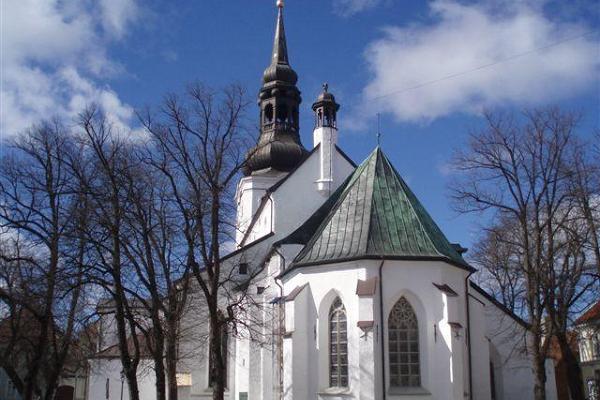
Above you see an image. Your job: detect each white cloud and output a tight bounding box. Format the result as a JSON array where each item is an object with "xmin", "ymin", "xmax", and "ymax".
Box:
[
  {"xmin": 357, "ymin": 0, "xmax": 600, "ymax": 124},
  {"xmin": 98, "ymin": 0, "xmax": 139, "ymax": 39},
  {"xmin": 0, "ymin": 0, "xmax": 139, "ymax": 139},
  {"xmin": 333, "ymin": 0, "xmax": 381, "ymax": 17}
]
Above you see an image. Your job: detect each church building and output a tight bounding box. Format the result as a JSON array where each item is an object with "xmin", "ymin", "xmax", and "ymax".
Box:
[{"xmin": 87, "ymin": 2, "xmax": 559, "ymax": 399}]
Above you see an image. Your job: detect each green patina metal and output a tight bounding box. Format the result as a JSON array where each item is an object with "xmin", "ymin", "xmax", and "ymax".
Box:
[{"xmin": 280, "ymin": 147, "xmax": 471, "ymax": 271}]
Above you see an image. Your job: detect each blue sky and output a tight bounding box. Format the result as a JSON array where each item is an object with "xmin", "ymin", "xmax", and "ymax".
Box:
[{"xmin": 1, "ymin": 0, "xmax": 599, "ymax": 251}]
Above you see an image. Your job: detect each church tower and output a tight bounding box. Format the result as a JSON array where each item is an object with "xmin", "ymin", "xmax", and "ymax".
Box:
[
  {"xmin": 236, "ymin": 0, "xmax": 306, "ymax": 245},
  {"xmin": 244, "ymin": 0, "xmax": 306, "ymax": 176}
]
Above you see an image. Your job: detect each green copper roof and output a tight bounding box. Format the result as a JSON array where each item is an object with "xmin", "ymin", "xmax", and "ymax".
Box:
[{"xmin": 280, "ymin": 147, "xmax": 471, "ymax": 271}]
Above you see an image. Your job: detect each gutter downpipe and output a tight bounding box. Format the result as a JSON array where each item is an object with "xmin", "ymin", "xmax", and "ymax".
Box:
[
  {"xmin": 465, "ymin": 271, "xmax": 474, "ymax": 400},
  {"xmin": 378, "ymin": 259, "xmax": 386, "ymax": 400},
  {"xmin": 274, "ymin": 247, "xmax": 286, "ymax": 400}
]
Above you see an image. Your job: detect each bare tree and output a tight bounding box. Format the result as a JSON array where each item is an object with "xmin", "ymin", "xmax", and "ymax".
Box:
[
  {"xmin": 118, "ymin": 157, "xmax": 192, "ymax": 400},
  {"xmin": 569, "ymin": 141, "xmax": 600, "ymax": 276},
  {"xmin": 471, "ymin": 217, "xmax": 527, "ymax": 316},
  {"xmin": 74, "ymin": 108, "xmax": 145, "ymax": 400},
  {"xmin": 451, "ymin": 108, "xmax": 598, "ymax": 400},
  {"xmin": 140, "ymin": 83, "xmax": 255, "ymax": 400},
  {"xmin": 0, "ymin": 122, "xmax": 90, "ymax": 400}
]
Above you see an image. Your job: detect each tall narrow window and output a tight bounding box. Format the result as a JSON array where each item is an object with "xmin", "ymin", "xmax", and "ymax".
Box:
[
  {"xmin": 388, "ymin": 297, "xmax": 420, "ymax": 387},
  {"xmin": 329, "ymin": 297, "xmax": 348, "ymax": 387}
]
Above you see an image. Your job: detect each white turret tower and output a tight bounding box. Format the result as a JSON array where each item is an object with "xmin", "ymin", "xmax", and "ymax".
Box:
[{"xmin": 312, "ymin": 83, "xmax": 340, "ymax": 195}]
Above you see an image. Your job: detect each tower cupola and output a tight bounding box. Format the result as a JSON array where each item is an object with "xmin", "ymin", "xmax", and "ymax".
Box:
[
  {"xmin": 312, "ymin": 83, "xmax": 339, "ymax": 129},
  {"xmin": 244, "ymin": 0, "xmax": 306, "ymax": 176}
]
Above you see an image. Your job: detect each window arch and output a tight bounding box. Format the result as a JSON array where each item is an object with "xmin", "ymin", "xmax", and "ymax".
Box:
[
  {"xmin": 263, "ymin": 104, "xmax": 274, "ymax": 123},
  {"xmin": 329, "ymin": 297, "xmax": 348, "ymax": 387},
  {"xmin": 276, "ymin": 104, "xmax": 288, "ymax": 123},
  {"xmin": 388, "ymin": 297, "xmax": 420, "ymax": 388}
]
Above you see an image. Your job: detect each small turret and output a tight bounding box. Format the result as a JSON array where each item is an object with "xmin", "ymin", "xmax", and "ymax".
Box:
[
  {"xmin": 312, "ymin": 83, "xmax": 340, "ymax": 130},
  {"xmin": 312, "ymin": 83, "xmax": 340, "ymax": 195}
]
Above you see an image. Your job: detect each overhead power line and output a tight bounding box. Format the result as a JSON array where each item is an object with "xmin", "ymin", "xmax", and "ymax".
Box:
[{"xmin": 369, "ymin": 30, "xmax": 599, "ymax": 101}]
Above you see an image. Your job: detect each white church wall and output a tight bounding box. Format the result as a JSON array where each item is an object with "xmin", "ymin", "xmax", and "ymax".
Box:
[
  {"xmin": 280, "ymin": 258, "xmax": 471, "ymax": 400},
  {"xmin": 380, "ymin": 260, "xmax": 469, "ymax": 400},
  {"xmin": 313, "ymin": 127, "xmax": 337, "ymax": 194},
  {"xmin": 234, "ymin": 334, "xmax": 249, "ymax": 399},
  {"xmin": 235, "ymin": 173, "xmax": 283, "ymax": 246},
  {"xmin": 175, "ymin": 288, "xmax": 212, "ymax": 398},
  {"xmin": 271, "ymin": 148, "xmax": 354, "ymax": 242},
  {"xmin": 281, "ymin": 283, "xmax": 317, "ymax": 400},
  {"xmin": 283, "ymin": 261, "xmax": 365, "ymax": 399},
  {"xmin": 468, "ymin": 294, "xmax": 492, "ymax": 400},
  {"xmin": 87, "ymin": 359, "xmax": 155, "ymax": 400},
  {"xmin": 468, "ymin": 286, "xmax": 559, "ymax": 400},
  {"xmin": 240, "ymin": 146, "xmax": 355, "ymax": 247}
]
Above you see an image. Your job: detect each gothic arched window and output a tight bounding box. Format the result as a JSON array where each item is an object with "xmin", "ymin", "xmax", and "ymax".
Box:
[
  {"xmin": 388, "ymin": 297, "xmax": 420, "ymax": 388},
  {"xmin": 329, "ymin": 297, "xmax": 348, "ymax": 387}
]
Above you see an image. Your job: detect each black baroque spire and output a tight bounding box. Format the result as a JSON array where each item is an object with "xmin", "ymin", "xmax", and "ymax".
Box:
[{"xmin": 244, "ymin": 0, "xmax": 306, "ymax": 176}]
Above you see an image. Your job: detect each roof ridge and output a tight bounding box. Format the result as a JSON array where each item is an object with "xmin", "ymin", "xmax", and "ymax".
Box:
[
  {"xmin": 378, "ymin": 151, "xmax": 441, "ymax": 257},
  {"xmin": 356, "ymin": 151, "xmax": 377, "ymax": 256},
  {"xmin": 378, "ymin": 151, "xmax": 466, "ymax": 264}
]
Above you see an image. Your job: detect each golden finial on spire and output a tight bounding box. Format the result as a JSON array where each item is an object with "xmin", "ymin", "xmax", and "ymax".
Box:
[{"xmin": 277, "ymin": 0, "xmax": 284, "ymax": 8}]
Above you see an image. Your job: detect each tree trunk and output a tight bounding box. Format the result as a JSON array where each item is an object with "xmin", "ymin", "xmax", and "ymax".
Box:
[
  {"xmin": 210, "ymin": 313, "xmax": 226, "ymax": 400},
  {"xmin": 533, "ymin": 357, "xmax": 547, "ymax": 400},
  {"xmin": 531, "ymin": 321, "xmax": 547, "ymax": 400},
  {"xmin": 153, "ymin": 322, "xmax": 167, "ymax": 400},
  {"xmin": 166, "ymin": 315, "xmax": 179, "ymax": 400},
  {"xmin": 556, "ymin": 334, "xmax": 584, "ymax": 400}
]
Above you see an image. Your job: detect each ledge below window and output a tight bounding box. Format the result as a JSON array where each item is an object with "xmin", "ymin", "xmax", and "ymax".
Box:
[
  {"xmin": 318, "ymin": 387, "xmax": 352, "ymax": 397},
  {"xmin": 388, "ymin": 386, "xmax": 430, "ymax": 396}
]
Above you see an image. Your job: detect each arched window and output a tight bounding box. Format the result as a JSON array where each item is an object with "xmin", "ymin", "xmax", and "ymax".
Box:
[
  {"xmin": 276, "ymin": 104, "xmax": 288, "ymax": 123},
  {"xmin": 388, "ymin": 297, "xmax": 420, "ymax": 388},
  {"xmin": 264, "ymin": 104, "xmax": 274, "ymax": 123},
  {"xmin": 329, "ymin": 297, "xmax": 348, "ymax": 387}
]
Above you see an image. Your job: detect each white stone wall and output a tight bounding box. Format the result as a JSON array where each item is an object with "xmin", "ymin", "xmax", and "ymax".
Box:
[
  {"xmin": 237, "ymin": 147, "xmax": 355, "ymax": 246},
  {"xmin": 468, "ymin": 287, "xmax": 559, "ymax": 400},
  {"xmin": 280, "ymin": 259, "xmax": 472, "ymax": 400},
  {"xmin": 313, "ymin": 126, "xmax": 338, "ymax": 195},
  {"xmin": 87, "ymin": 359, "xmax": 156, "ymax": 400},
  {"xmin": 235, "ymin": 173, "xmax": 283, "ymax": 246}
]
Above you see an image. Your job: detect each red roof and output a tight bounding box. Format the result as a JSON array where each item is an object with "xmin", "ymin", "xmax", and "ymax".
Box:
[{"xmin": 575, "ymin": 301, "xmax": 600, "ymax": 325}]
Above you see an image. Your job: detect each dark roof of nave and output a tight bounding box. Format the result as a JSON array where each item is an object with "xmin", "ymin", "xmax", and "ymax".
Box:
[{"xmin": 279, "ymin": 147, "xmax": 473, "ymax": 273}]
